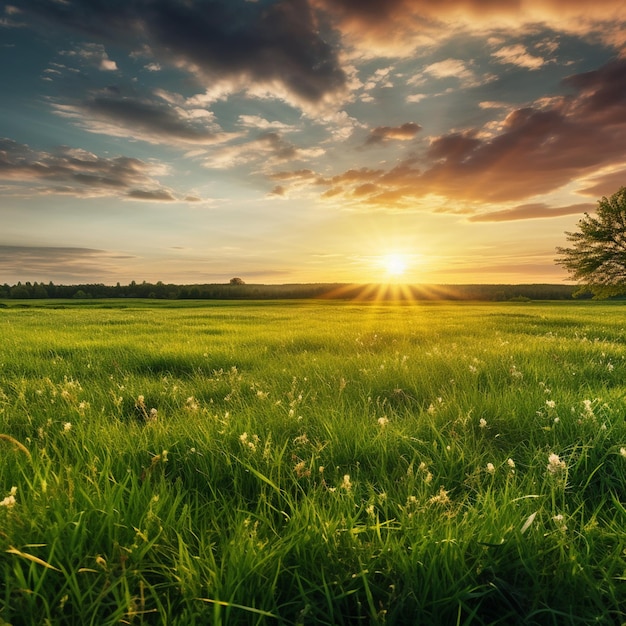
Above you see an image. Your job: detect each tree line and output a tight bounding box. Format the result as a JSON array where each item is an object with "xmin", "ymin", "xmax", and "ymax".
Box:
[{"xmin": 0, "ymin": 280, "xmax": 581, "ymax": 301}]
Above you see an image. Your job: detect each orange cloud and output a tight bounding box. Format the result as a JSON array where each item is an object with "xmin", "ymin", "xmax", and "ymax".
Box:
[
  {"xmin": 577, "ymin": 169, "xmax": 626, "ymax": 198},
  {"xmin": 271, "ymin": 58, "xmax": 626, "ymax": 208},
  {"xmin": 468, "ymin": 202, "xmax": 593, "ymax": 222},
  {"xmin": 312, "ymin": 0, "xmax": 626, "ymax": 56}
]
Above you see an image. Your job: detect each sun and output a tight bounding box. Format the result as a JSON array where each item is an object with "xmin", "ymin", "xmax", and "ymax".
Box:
[{"xmin": 383, "ymin": 253, "xmax": 408, "ymax": 277}]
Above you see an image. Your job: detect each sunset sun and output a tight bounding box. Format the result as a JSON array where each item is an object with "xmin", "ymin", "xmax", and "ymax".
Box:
[{"xmin": 384, "ymin": 254, "xmax": 407, "ymax": 277}]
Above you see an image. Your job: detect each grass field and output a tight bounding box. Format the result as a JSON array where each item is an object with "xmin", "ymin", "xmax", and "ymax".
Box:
[{"xmin": 1, "ymin": 299, "xmax": 625, "ymax": 625}]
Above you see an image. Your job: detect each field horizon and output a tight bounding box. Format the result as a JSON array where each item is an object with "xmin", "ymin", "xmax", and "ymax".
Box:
[{"xmin": 1, "ymin": 280, "xmax": 582, "ymax": 302}]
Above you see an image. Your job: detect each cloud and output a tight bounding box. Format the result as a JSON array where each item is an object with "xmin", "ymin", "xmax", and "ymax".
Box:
[
  {"xmin": 51, "ymin": 93, "xmax": 235, "ymax": 147},
  {"xmin": 0, "ymin": 245, "xmax": 133, "ymax": 282},
  {"xmin": 491, "ymin": 44, "xmax": 546, "ymax": 70},
  {"xmin": 237, "ymin": 115, "xmax": 297, "ymax": 132},
  {"xmin": 272, "ymin": 57, "xmax": 626, "ymax": 207},
  {"xmin": 561, "ymin": 59, "xmax": 626, "ymax": 124},
  {"xmin": 0, "ymin": 138, "xmax": 180, "ymax": 201},
  {"xmin": 364, "ymin": 122, "xmax": 421, "ymax": 145},
  {"xmin": 406, "ymin": 93, "xmax": 427, "ymax": 104},
  {"xmin": 126, "ymin": 189, "xmax": 176, "ymax": 202},
  {"xmin": 311, "ymin": 0, "xmax": 626, "ymax": 57},
  {"xmin": 21, "ymin": 0, "xmax": 349, "ymax": 113},
  {"xmin": 1, "ymin": 3, "xmax": 24, "ymax": 28},
  {"xmin": 61, "ymin": 43, "xmax": 118, "ymax": 71},
  {"xmin": 359, "ymin": 65, "xmax": 395, "ymax": 101},
  {"xmin": 468, "ymin": 202, "xmax": 593, "ymax": 222},
  {"xmin": 424, "ymin": 59, "xmax": 476, "ymax": 82},
  {"xmin": 577, "ymin": 168, "xmax": 626, "ymax": 198},
  {"xmin": 203, "ymin": 132, "xmax": 324, "ymax": 170}
]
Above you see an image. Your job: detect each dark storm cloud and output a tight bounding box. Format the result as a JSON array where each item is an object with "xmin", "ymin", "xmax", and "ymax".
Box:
[
  {"xmin": 0, "ymin": 138, "xmax": 179, "ymax": 201},
  {"xmin": 20, "ymin": 0, "xmax": 348, "ymax": 109}
]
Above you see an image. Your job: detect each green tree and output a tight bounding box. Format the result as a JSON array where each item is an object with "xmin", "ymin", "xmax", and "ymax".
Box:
[{"xmin": 556, "ymin": 187, "xmax": 626, "ymax": 298}]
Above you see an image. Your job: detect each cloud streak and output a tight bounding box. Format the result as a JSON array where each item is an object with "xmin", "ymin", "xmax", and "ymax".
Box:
[
  {"xmin": 0, "ymin": 138, "xmax": 180, "ymax": 201},
  {"xmin": 468, "ymin": 202, "xmax": 593, "ymax": 222},
  {"xmin": 0, "ymin": 245, "xmax": 133, "ymax": 282},
  {"xmin": 51, "ymin": 93, "xmax": 235, "ymax": 148}
]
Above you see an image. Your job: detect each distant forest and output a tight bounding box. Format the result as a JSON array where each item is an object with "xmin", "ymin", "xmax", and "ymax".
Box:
[{"xmin": 0, "ymin": 280, "xmax": 589, "ymax": 301}]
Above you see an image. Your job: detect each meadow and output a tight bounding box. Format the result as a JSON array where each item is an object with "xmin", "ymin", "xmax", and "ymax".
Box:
[{"xmin": 0, "ymin": 299, "xmax": 625, "ymax": 625}]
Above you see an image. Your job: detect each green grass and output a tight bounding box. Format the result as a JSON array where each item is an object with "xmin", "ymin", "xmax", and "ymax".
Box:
[{"xmin": 1, "ymin": 299, "xmax": 626, "ymax": 625}]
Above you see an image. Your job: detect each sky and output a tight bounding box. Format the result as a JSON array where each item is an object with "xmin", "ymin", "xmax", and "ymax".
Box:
[{"xmin": 1, "ymin": 0, "xmax": 626, "ymax": 286}]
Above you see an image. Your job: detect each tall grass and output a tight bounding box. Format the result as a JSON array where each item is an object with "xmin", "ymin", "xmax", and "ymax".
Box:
[{"xmin": 1, "ymin": 300, "xmax": 625, "ymax": 624}]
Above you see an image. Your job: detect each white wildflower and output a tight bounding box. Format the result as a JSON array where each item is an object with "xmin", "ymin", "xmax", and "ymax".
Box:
[
  {"xmin": 377, "ymin": 416, "xmax": 389, "ymax": 428},
  {"xmin": 239, "ymin": 432, "xmax": 258, "ymax": 452},
  {"xmin": 619, "ymin": 447, "xmax": 626, "ymax": 459},
  {"xmin": 547, "ymin": 453, "xmax": 566, "ymax": 475},
  {"xmin": 486, "ymin": 462, "xmax": 495, "ymax": 474},
  {"xmin": 479, "ymin": 418, "xmax": 487, "ymax": 429},
  {"xmin": 293, "ymin": 434, "xmax": 309, "ymax": 446},
  {"xmin": 342, "ymin": 474, "xmax": 352, "ymax": 491},
  {"xmin": 428, "ymin": 486, "xmax": 450, "ymax": 506},
  {"xmin": 293, "ymin": 460, "xmax": 310, "ymax": 478},
  {"xmin": 545, "ymin": 400, "xmax": 556, "ymax": 409},
  {"xmin": 0, "ymin": 486, "xmax": 17, "ymax": 508},
  {"xmin": 63, "ymin": 422, "xmax": 72, "ymax": 432}
]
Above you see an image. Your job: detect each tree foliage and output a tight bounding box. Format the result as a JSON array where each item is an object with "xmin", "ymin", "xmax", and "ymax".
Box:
[{"xmin": 556, "ymin": 187, "xmax": 626, "ymax": 298}]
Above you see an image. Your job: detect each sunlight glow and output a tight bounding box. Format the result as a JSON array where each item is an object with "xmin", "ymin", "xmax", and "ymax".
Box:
[{"xmin": 384, "ymin": 254, "xmax": 407, "ymax": 276}]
